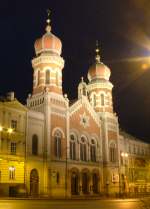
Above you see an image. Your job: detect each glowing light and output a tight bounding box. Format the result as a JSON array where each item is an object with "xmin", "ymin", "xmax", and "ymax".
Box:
[
  {"xmin": 9, "ymin": 166, "xmax": 15, "ymax": 171},
  {"xmin": 121, "ymin": 152, "xmax": 128, "ymax": 157},
  {"xmin": 0, "ymin": 126, "xmax": 3, "ymax": 132},
  {"xmin": 7, "ymin": 128, "xmax": 13, "ymax": 134},
  {"xmin": 141, "ymin": 63, "xmax": 149, "ymax": 70}
]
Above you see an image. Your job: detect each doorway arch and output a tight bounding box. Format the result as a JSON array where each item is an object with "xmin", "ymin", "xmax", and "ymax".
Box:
[
  {"xmin": 92, "ymin": 173, "xmax": 99, "ymax": 194},
  {"xmin": 30, "ymin": 169, "xmax": 39, "ymax": 196},
  {"xmin": 71, "ymin": 172, "xmax": 79, "ymax": 195}
]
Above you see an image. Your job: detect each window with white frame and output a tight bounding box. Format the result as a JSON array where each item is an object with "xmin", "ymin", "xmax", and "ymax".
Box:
[
  {"xmin": 11, "ymin": 120, "xmax": 17, "ymax": 131},
  {"xmin": 10, "ymin": 142, "xmax": 16, "ymax": 154},
  {"xmin": 70, "ymin": 134, "xmax": 76, "ymax": 160},
  {"xmin": 9, "ymin": 166, "xmax": 15, "ymax": 180}
]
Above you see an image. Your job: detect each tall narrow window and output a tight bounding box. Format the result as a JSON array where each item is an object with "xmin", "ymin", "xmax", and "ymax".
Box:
[
  {"xmin": 109, "ymin": 142, "xmax": 116, "ymax": 162},
  {"xmin": 80, "ymin": 137, "xmax": 87, "ymax": 161},
  {"xmin": 10, "ymin": 142, "xmax": 16, "ymax": 154},
  {"xmin": 90, "ymin": 139, "xmax": 96, "ymax": 162},
  {"xmin": 54, "ymin": 131, "xmax": 62, "ymax": 158},
  {"xmin": 32, "ymin": 134, "xmax": 38, "ymax": 155},
  {"xmin": 9, "ymin": 167, "xmax": 15, "ymax": 180},
  {"xmin": 37, "ymin": 70, "xmax": 40, "ymax": 86},
  {"xmin": 100, "ymin": 94, "xmax": 104, "ymax": 106},
  {"xmin": 93, "ymin": 94, "xmax": 96, "ymax": 107},
  {"xmin": 70, "ymin": 135, "xmax": 76, "ymax": 160},
  {"xmin": 46, "ymin": 70, "xmax": 50, "ymax": 84}
]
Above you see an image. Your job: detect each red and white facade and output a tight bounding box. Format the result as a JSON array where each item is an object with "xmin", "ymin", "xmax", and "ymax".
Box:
[{"xmin": 25, "ymin": 16, "xmax": 150, "ymax": 198}]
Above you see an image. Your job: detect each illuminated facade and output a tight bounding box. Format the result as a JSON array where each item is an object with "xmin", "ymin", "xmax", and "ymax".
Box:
[{"xmin": 0, "ymin": 13, "xmax": 150, "ymax": 198}]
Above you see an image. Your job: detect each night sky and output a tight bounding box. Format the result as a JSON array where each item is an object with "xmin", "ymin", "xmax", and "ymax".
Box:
[{"xmin": 1, "ymin": 0, "xmax": 150, "ymax": 142}]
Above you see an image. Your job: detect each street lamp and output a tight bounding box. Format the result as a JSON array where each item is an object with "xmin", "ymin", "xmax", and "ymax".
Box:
[
  {"xmin": 120, "ymin": 152, "xmax": 129, "ymax": 197},
  {"xmin": 0, "ymin": 126, "xmax": 3, "ymax": 132},
  {"xmin": 7, "ymin": 128, "xmax": 13, "ymax": 134}
]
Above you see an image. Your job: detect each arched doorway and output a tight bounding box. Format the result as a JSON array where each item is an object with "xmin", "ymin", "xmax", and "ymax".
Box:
[
  {"xmin": 92, "ymin": 173, "xmax": 99, "ymax": 194},
  {"xmin": 82, "ymin": 172, "xmax": 89, "ymax": 194},
  {"xmin": 71, "ymin": 172, "xmax": 79, "ymax": 195},
  {"xmin": 30, "ymin": 169, "xmax": 39, "ymax": 196}
]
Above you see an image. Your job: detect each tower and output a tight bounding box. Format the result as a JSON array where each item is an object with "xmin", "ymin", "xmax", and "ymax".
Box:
[
  {"xmin": 87, "ymin": 42, "xmax": 120, "ymax": 195},
  {"xmin": 27, "ymin": 10, "xmax": 65, "ymax": 111},
  {"xmin": 26, "ymin": 11, "xmax": 68, "ymax": 197},
  {"xmin": 87, "ymin": 42, "xmax": 113, "ymax": 113}
]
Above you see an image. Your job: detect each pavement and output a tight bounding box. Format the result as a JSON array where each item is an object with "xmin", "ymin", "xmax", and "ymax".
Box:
[{"xmin": 0, "ymin": 198, "xmax": 146, "ymax": 209}]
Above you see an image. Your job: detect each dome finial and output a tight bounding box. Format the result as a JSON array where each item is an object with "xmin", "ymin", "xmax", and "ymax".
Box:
[
  {"xmin": 46, "ymin": 9, "xmax": 51, "ymax": 33},
  {"xmin": 95, "ymin": 40, "xmax": 101, "ymax": 63}
]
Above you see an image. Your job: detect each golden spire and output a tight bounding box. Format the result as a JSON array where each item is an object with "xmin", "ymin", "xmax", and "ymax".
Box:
[
  {"xmin": 46, "ymin": 9, "xmax": 51, "ymax": 33},
  {"xmin": 95, "ymin": 40, "xmax": 101, "ymax": 63}
]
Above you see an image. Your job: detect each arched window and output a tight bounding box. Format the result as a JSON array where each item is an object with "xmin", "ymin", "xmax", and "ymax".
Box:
[
  {"xmin": 83, "ymin": 86, "xmax": 87, "ymax": 96},
  {"xmin": 54, "ymin": 131, "xmax": 62, "ymax": 158},
  {"xmin": 90, "ymin": 139, "xmax": 96, "ymax": 162},
  {"xmin": 109, "ymin": 142, "xmax": 116, "ymax": 162},
  {"xmin": 70, "ymin": 134, "xmax": 76, "ymax": 160},
  {"xmin": 93, "ymin": 94, "xmax": 96, "ymax": 107},
  {"xmin": 37, "ymin": 70, "xmax": 40, "ymax": 86},
  {"xmin": 80, "ymin": 137, "xmax": 87, "ymax": 161},
  {"xmin": 32, "ymin": 134, "xmax": 38, "ymax": 155},
  {"xmin": 45, "ymin": 70, "xmax": 50, "ymax": 84},
  {"xmin": 100, "ymin": 94, "xmax": 104, "ymax": 106}
]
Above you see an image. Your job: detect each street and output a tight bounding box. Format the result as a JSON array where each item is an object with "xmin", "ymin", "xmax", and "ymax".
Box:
[{"xmin": 0, "ymin": 199, "xmax": 146, "ymax": 209}]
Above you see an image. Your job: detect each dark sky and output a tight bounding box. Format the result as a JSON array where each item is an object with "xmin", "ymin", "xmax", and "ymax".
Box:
[{"xmin": 0, "ymin": 0, "xmax": 150, "ymax": 142}]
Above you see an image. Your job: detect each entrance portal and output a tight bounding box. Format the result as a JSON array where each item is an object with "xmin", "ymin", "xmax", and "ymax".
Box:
[{"xmin": 30, "ymin": 169, "xmax": 39, "ymax": 196}]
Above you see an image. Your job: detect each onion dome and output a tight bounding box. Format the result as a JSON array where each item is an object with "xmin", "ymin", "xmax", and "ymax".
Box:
[
  {"xmin": 88, "ymin": 42, "xmax": 111, "ymax": 81},
  {"xmin": 34, "ymin": 10, "xmax": 62, "ymax": 56}
]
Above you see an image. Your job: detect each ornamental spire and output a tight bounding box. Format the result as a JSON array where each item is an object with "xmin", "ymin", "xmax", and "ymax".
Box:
[
  {"xmin": 45, "ymin": 9, "xmax": 51, "ymax": 33},
  {"xmin": 95, "ymin": 40, "xmax": 101, "ymax": 63}
]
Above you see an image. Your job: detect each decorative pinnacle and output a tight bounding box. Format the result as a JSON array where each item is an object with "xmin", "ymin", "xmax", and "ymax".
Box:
[
  {"xmin": 46, "ymin": 9, "xmax": 51, "ymax": 33},
  {"xmin": 95, "ymin": 40, "xmax": 101, "ymax": 63}
]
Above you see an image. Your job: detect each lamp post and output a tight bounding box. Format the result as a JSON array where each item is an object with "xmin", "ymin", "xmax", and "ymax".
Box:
[
  {"xmin": 0, "ymin": 126, "xmax": 3, "ymax": 151},
  {"xmin": 120, "ymin": 152, "xmax": 129, "ymax": 197}
]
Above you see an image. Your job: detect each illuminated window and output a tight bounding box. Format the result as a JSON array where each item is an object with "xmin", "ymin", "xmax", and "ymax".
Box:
[
  {"xmin": 9, "ymin": 167, "xmax": 15, "ymax": 180},
  {"xmin": 70, "ymin": 135, "xmax": 76, "ymax": 160},
  {"xmin": 11, "ymin": 120, "xmax": 17, "ymax": 131},
  {"xmin": 32, "ymin": 134, "xmax": 38, "ymax": 155},
  {"xmin": 109, "ymin": 142, "xmax": 116, "ymax": 162},
  {"xmin": 80, "ymin": 137, "xmax": 87, "ymax": 161},
  {"xmin": 54, "ymin": 131, "xmax": 62, "ymax": 158},
  {"xmin": 10, "ymin": 142, "xmax": 16, "ymax": 154},
  {"xmin": 46, "ymin": 70, "xmax": 50, "ymax": 84}
]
